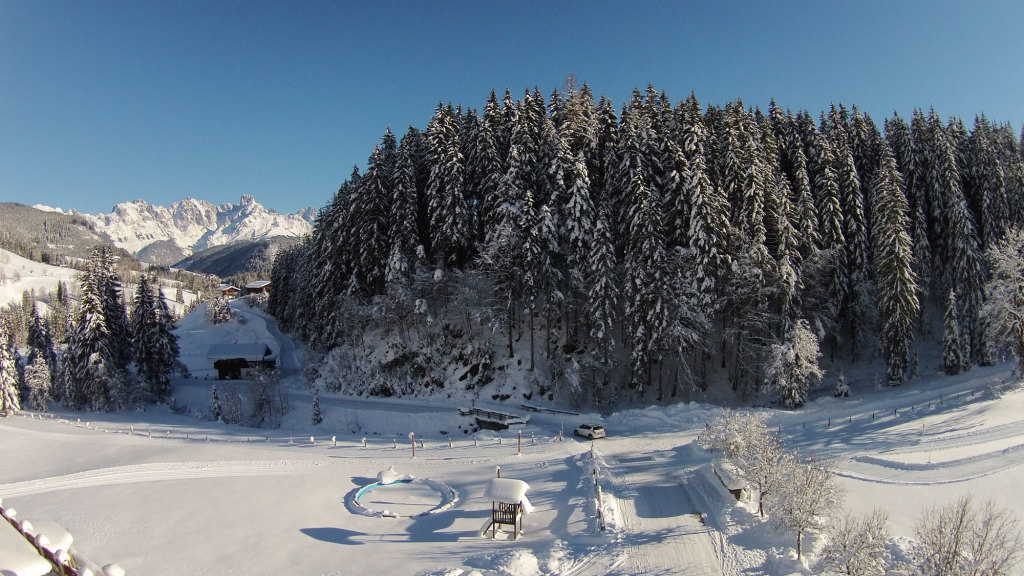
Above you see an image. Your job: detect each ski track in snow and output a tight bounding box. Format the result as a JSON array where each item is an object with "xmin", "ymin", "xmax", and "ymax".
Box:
[
  {"xmin": 0, "ymin": 460, "xmax": 329, "ymax": 498},
  {"xmin": 838, "ymin": 441, "xmax": 1024, "ymax": 485}
]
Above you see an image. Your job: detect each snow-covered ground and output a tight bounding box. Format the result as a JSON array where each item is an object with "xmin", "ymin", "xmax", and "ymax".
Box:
[
  {"xmin": 0, "ymin": 248, "xmax": 199, "ymax": 318},
  {"xmin": 2, "ymin": 303, "xmax": 1023, "ymax": 575},
  {"xmin": 0, "ymin": 249, "xmax": 79, "ymax": 305}
]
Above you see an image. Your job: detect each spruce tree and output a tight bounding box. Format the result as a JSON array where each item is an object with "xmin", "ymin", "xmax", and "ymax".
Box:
[
  {"xmin": 624, "ymin": 164, "xmax": 668, "ymax": 396},
  {"xmin": 586, "ymin": 211, "xmax": 619, "ymax": 398},
  {"xmin": 426, "ymin": 104, "xmax": 469, "ymax": 267},
  {"xmin": 872, "ymin": 141, "xmax": 920, "ymax": 383},
  {"xmin": 152, "ymin": 287, "xmax": 180, "ymax": 400},
  {"xmin": 96, "ymin": 248, "xmax": 132, "ymax": 372},
  {"xmin": 312, "ymin": 389, "xmax": 323, "ymax": 425},
  {"xmin": 0, "ymin": 323, "xmax": 20, "ymax": 415},
  {"xmin": 943, "ymin": 289, "xmax": 966, "ymax": 375},
  {"xmin": 210, "ymin": 383, "xmax": 222, "ymax": 422},
  {"xmin": 887, "ymin": 112, "xmax": 932, "ymax": 324},
  {"xmin": 479, "ymin": 126, "xmax": 528, "ymax": 358},
  {"xmin": 562, "ymin": 148, "xmax": 595, "ymax": 316},
  {"xmin": 835, "ymin": 132, "xmax": 873, "ymax": 359},
  {"xmin": 25, "ymin": 354, "xmax": 50, "ymax": 412},
  {"xmin": 355, "ymin": 145, "xmax": 394, "ymax": 294},
  {"xmin": 65, "ymin": 250, "xmax": 113, "ymax": 410},
  {"xmin": 131, "ymin": 274, "xmax": 159, "ymax": 400},
  {"xmin": 26, "ymin": 304, "xmax": 55, "ymax": 378},
  {"xmin": 930, "ymin": 112, "xmax": 985, "ymax": 363}
]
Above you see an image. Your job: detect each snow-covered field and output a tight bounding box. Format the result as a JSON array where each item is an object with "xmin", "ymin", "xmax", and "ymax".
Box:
[{"xmin": 2, "ymin": 303, "xmax": 1023, "ymax": 575}]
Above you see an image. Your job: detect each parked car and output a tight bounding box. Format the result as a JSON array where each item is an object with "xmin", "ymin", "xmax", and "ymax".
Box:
[{"xmin": 574, "ymin": 424, "xmax": 606, "ymax": 439}]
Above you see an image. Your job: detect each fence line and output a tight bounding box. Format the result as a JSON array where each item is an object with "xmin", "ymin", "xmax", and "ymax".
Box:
[
  {"xmin": 780, "ymin": 377, "xmax": 1015, "ymax": 435},
  {"xmin": 12, "ymin": 412, "xmax": 555, "ymax": 455}
]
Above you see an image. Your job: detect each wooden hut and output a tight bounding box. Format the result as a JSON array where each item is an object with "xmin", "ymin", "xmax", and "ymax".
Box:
[{"xmin": 207, "ymin": 343, "xmax": 276, "ymax": 379}]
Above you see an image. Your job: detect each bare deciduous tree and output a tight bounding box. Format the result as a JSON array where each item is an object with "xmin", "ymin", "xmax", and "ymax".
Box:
[
  {"xmin": 768, "ymin": 454, "xmax": 845, "ymax": 560},
  {"xmin": 909, "ymin": 495, "xmax": 1022, "ymax": 576},
  {"xmin": 816, "ymin": 508, "xmax": 891, "ymax": 575}
]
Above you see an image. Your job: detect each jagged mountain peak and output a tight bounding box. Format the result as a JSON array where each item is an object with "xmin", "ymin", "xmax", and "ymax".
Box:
[{"xmin": 80, "ymin": 195, "xmax": 314, "ymax": 266}]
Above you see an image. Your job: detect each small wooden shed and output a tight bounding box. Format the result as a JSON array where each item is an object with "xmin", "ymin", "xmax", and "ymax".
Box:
[{"xmin": 483, "ymin": 478, "xmax": 533, "ymax": 539}]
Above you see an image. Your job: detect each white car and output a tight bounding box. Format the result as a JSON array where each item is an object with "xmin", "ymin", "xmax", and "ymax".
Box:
[{"xmin": 574, "ymin": 424, "xmax": 606, "ymax": 440}]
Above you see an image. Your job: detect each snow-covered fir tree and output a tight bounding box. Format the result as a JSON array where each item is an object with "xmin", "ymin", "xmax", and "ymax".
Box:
[
  {"xmin": 980, "ymin": 227, "xmax": 1024, "ymax": 375},
  {"xmin": 312, "ymin": 389, "xmax": 323, "ymax": 425},
  {"xmin": 872, "ymin": 141, "xmax": 920, "ymax": 383},
  {"xmin": 0, "ymin": 322, "xmax": 21, "ymax": 415},
  {"xmin": 26, "ymin": 304, "xmax": 56, "ymax": 380},
  {"xmin": 64, "ymin": 250, "xmax": 113, "ymax": 409},
  {"xmin": 132, "ymin": 275, "xmax": 178, "ymax": 402},
  {"xmin": 207, "ymin": 296, "xmax": 232, "ymax": 325},
  {"xmin": 943, "ymin": 289, "xmax": 967, "ymax": 375},
  {"xmin": 152, "ymin": 285, "xmax": 180, "ymax": 399},
  {"xmin": 426, "ymin": 103, "xmax": 469, "ymax": 268},
  {"xmin": 585, "ymin": 211, "xmax": 619, "ymax": 400},
  {"xmin": 765, "ymin": 319, "xmax": 823, "ymax": 408},
  {"xmin": 131, "ymin": 274, "xmax": 159, "ymax": 400},
  {"xmin": 210, "ymin": 383, "xmax": 222, "ymax": 422},
  {"xmin": 97, "ymin": 249, "xmax": 133, "ymax": 373},
  {"xmin": 25, "ymin": 354, "xmax": 51, "ymax": 412},
  {"xmin": 264, "ymin": 84, "xmax": 1024, "ymax": 405}
]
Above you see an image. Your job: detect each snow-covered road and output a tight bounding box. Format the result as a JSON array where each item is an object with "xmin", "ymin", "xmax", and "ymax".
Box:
[{"xmin": 568, "ymin": 436, "xmax": 723, "ymax": 576}]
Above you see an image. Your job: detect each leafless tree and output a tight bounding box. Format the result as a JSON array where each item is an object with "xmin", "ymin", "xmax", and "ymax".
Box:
[
  {"xmin": 909, "ymin": 495, "xmax": 1022, "ymax": 576},
  {"xmin": 816, "ymin": 508, "xmax": 891, "ymax": 575},
  {"xmin": 768, "ymin": 454, "xmax": 845, "ymax": 559}
]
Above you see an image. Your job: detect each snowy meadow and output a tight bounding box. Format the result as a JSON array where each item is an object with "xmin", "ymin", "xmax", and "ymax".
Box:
[{"xmin": 1, "ymin": 301, "xmax": 1023, "ymax": 575}]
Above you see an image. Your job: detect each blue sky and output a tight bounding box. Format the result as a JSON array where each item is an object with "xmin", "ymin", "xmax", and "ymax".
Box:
[{"xmin": 2, "ymin": 0, "xmax": 1022, "ymax": 215}]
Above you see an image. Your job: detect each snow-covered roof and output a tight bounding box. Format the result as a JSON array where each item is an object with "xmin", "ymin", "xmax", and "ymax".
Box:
[
  {"xmin": 218, "ymin": 284, "xmax": 240, "ymax": 292},
  {"xmin": 207, "ymin": 343, "xmax": 272, "ymax": 361},
  {"xmin": 484, "ymin": 478, "xmax": 533, "ymax": 512},
  {"xmin": 245, "ymin": 280, "xmax": 271, "ymax": 289}
]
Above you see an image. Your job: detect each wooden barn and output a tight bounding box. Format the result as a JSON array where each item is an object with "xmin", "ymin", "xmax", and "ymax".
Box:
[
  {"xmin": 207, "ymin": 343, "xmax": 276, "ymax": 380},
  {"xmin": 244, "ymin": 280, "xmax": 271, "ymax": 295}
]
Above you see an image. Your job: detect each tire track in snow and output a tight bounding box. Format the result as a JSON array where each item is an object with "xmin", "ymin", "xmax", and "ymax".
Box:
[
  {"xmin": 0, "ymin": 460, "xmax": 329, "ymax": 497},
  {"xmin": 575, "ymin": 437, "xmax": 721, "ymax": 576}
]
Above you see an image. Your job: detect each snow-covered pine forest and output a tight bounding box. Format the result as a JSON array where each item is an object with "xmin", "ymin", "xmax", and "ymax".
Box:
[
  {"xmin": 0, "ymin": 247, "xmax": 183, "ymax": 415},
  {"xmin": 269, "ymin": 84, "xmax": 1024, "ymax": 408}
]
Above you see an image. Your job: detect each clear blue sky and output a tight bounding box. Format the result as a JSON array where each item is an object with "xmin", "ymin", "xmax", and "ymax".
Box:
[{"xmin": 2, "ymin": 0, "xmax": 1022, "ymax": 215}]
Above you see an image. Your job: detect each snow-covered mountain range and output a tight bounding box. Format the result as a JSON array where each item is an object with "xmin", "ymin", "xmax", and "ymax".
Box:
[{"xmin": 44, "ymin": 195, "xmax": 315, "ymax": 266}]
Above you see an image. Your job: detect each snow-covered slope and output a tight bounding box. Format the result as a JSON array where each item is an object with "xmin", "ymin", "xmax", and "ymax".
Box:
[
  {"xmin": 78, "ymin": 195, "xmax": 314, "ymax": 266},
  {"xmin": 0, "ymin": 248, "xmax": 79, "ymax": 306}
]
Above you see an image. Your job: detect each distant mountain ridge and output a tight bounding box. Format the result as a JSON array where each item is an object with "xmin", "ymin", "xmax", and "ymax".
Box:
[{"xmin": 71, "ymin": 195, "xmax": 315, "ymax": 266}]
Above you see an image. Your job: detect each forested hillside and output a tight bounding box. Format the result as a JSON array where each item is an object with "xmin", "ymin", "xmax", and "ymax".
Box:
[{"xmin": 269, "ymin": 84, "xmax": 1024, "ymax": 407}]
